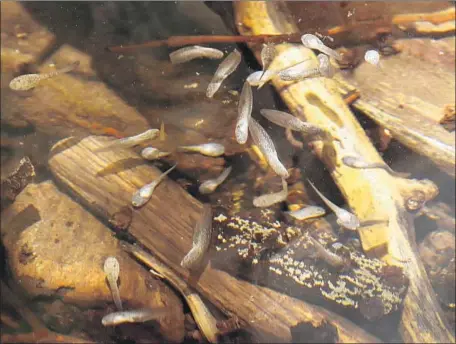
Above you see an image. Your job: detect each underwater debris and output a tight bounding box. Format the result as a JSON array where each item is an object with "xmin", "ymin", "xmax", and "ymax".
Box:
[
  {"xmin": 1, "ymin": 156, "xmax": 35, "ymax": 207},
  {"xmin": 213, "ymin": 210, "xmax": 408, "ymax": 319},
  {"xmin": 364, "ymin": 50, "xmax": 380, "ymax": 66}
]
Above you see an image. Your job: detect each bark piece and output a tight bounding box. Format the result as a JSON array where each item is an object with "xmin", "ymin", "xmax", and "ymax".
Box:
[
  {"xmin": 48, "ymin": 135, "xmax": 381, "ymax": 343},
  {"xmin": 0, "ymin": 156, "xmax": 35, "ymax": 210},
  {"xmin": 233, "ymin": 2, "xmax": 454, "ymax": 343}
]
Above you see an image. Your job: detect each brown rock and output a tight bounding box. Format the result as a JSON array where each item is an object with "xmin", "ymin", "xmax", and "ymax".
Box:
[
  {"xmin": 3, "ymin": 44, "xmax": 150, "ymax": 139},
  {"xmin": 1, "ymin": 181, "xmax": 185, "ymax": 342},
  {"xmin": 1, "ymin": 2, "xmax": 56, "ymax": 128},
  {"xmin": 0, "ymin": 2, "xmax": 56, "ymax": 73}
]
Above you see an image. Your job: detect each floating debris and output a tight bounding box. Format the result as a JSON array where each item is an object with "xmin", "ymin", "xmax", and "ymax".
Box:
[
  {"xmin": 301, "ymin": 34, "xmax": 342, "ymax": 61},
  {"xmin": 181, "ymin": 204, "xmax": 213, "ymax": 270},
  {"xmin": 9, "ymin": 61, "xmax": 80, "ymax": 91},
  {"xmin": 286, "ymin": 205, "xmax": 326, "ymax": 221},
  {"xmin": 248, "ymin": 118, "xmax": 289, "ymax": 178},
  {"xmin": 169, "ymin": 45, "xmax": 224, "ymax": 64},
  {"xmin": 341, "ymin": 156, "xmax": 411, "ymax": 178},
  {"xmin": 184, "ymin": 82, "xmax": 199, "ymax": 89},
  {"xmin": 160, "ymin": 121, "xmax": 167, "ymax": 141},
  {"xmin": 132, "ymin": 164, "xmax": 177, "ymax": 208},
  {"xmin": 235, "ymin": 81, "xmax": 253, "ymax": 144},
  {"xmin": 104, "ymin": 257, "xmax": 122, "ymax": 311},
  {"xmin": 102, "ymin": 308, "xmax": 170, "ymax": 326},
  {"xmin": 315, "ymin": 32, "xmax": 334, "ymax": 43},
  {"xmin": 364, "ymin": 50, "xmax": 380, "ymax": 66},
  {"xmin": 140, "ymin": 147, "xmax": 171, "ymax": 161},
  {"xmin": 206, "ymin": 49, "xmax": 242, "ymax": 98},
  {"xmin": 307, "ymin": 180, "xmax": 360, "ymax": 231},
  {"xmin": 253, "ymin": 178, "xmax": 288, "ymax": 208},
  {"xmin": 177, "ymin": 143, "xmax": 225, "ymax": 157},
  {"xmin": 199, "ymin": 166, "xmax": 232, "ymax": 194},
  {"xmin": 95, "ymin": 129, "xmax": 159, "ymax": 153}
]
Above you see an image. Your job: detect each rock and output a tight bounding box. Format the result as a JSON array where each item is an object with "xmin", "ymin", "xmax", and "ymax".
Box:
[
  {"xmin": 3, "ymin": 44, "xmax": 150, "ymax": 139},
  {"xmin": 1, "ymin": 1, "xmax": 56, "ymax": 128},
  {"xmin": 419, "ymin": 230, "xmax": 455, "ymax": 308},
  {"xmin": 0, "ymin": 2, "xmax": 56, "ymax": 74},
  {"xmin": 1, "ymin": 181, "xmax": 185, "ymax": 342}
]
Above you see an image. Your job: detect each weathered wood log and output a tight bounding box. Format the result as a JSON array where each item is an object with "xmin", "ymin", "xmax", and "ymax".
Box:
[
  {"xmin": 233, "ymin": 2, "xmax": 454, "ymax": 343},
  {"xmin": 335, "ymin": 77, "xmax": 455, "ymax": 177},
  {"xmin": 333, "ymin": 36, "xmax": 455, "ymax": 176},
  {"xmin": 48, "ymin": 135, "xmax": 382, "ymax": 343}
]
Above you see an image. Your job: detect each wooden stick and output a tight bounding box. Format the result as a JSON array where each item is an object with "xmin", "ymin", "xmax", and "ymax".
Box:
[
  {"xmin": 48, "ymin": 135, "xmax": 381, "ymax": 343},
  {"xmin": 233, "ymin": 2, "xmax": 454, "ymax": 343},
  {"xmin": 106, "ymin": 34, "xmax": 301, "ymax": 52},
  {"xmin": 106, "ymin": 5, "xmax": 455, "ymax": 54}
]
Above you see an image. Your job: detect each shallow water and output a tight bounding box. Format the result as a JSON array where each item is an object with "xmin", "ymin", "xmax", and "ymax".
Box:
[{"xmin": 1, "ymin": 2, "xmax": 455, "ymax": 343}]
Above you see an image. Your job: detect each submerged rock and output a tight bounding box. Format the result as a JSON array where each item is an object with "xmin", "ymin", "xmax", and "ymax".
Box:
[{"xmin": 1, "ymin": 181, "xmax": 185, "ymax": 342}]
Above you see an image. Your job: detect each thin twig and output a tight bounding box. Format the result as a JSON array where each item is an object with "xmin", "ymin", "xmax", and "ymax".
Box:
[{"xmin": 106, "ymin": 34, "xmax": 302, "ymax": 52}]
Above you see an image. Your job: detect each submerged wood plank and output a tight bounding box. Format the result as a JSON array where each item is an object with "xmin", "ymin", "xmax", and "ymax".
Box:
[
  {"xmin": 48, "ymin": 135, "xmax": 381, "ymax": 343},
  {"xmin": 334, "ymin": 37, "xmax": 455, "ymax": 177},
  {"xmin": 233, "ymin": 2, "xmax": 454, "ymax": 343}
]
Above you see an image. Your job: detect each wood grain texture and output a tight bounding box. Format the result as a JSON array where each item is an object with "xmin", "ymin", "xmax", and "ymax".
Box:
[
  {"xmin": 233, "ymin": 2, "xmax": 454, "ymax": 343},
  {"xmin": 335, "ymin": 76, "xmax": 455, "ymax": 177},
  {"xmin": 48, "ymin": 135, "xmax": 381, "ymax": 343}
]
